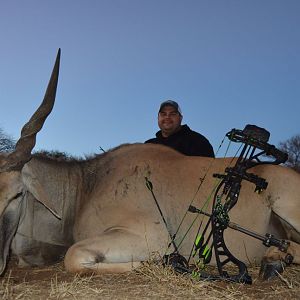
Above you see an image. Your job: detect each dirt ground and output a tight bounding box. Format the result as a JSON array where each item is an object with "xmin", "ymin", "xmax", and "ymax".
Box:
[{"xmin": 1, "ymin": 258, "xmax": 299, "ymax": 300}]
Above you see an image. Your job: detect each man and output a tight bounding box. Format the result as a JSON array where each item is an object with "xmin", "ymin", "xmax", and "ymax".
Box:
[{"xmin": 145, "ymin": 100, "xmax": 215, "ymax": 157}]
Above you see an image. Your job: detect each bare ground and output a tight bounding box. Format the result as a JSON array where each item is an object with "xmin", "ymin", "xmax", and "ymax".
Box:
[{"xmin": 1, "ymin": 259, "xmax": 299, "ymax": 299}]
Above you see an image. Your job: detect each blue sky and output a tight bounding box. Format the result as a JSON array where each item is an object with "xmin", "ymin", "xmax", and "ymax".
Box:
[{"xmin": 0, "ymin": 1, "xmax": 299, "ymax": 157}]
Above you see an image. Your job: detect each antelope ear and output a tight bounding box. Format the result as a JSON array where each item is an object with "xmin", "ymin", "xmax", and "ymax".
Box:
[{"xmin": 21, "ymin": 165, "xmax": 61, "ymax": 219}]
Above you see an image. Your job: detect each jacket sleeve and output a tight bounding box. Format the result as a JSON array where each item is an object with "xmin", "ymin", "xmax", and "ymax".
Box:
[
  {"xmin": 145, "ymin": 138, "xmax": 157, "ymax": 144},
  {"xmin": 189, "ymin": 134, "xmax": 215, "ymax": 157}
]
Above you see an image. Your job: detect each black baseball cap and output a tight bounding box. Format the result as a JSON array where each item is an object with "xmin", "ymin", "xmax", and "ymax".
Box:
[{"xmin": 159, "ymin": 100, "xmax": 182, "ymax": 115}]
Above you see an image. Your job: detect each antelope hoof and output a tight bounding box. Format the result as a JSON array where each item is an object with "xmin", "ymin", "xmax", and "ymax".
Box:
[{"xmin": 259, "ymin": 259, "xmax": 285, "ymax": 281}]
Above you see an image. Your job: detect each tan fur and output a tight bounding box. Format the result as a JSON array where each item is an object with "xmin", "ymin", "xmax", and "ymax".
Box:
[
  {"xmin": 59, "ymin": 143, "xmax": 300, "ymax": 274},
  {"xmin": 1, "ymin": 143, "xmax": 300, "ymax": 274},
  {"xmin": 0, "ymin": 141, "xmax": 300, "ymax": 275}
]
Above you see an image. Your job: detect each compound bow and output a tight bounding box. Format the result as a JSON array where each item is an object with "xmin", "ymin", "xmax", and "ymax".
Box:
[{"xmin": 164, "ymin": 124, "xmax": 292, "ymax": 284}]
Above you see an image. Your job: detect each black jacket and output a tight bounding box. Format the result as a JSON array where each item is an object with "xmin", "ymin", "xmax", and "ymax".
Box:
[{"xmin": 145, "ymin": 125, "xmax": 215, "ymax": 157}]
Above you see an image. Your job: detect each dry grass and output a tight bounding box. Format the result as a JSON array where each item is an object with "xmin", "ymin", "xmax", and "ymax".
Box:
[{"xmin": 0, "ymin": 260, "xmax": 299, "ymax": 299}]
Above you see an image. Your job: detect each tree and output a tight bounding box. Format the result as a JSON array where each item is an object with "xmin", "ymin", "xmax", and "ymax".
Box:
[
  {"xmin": 279, "ymin": 134, "xmax": 300, "ymax": 173},
  {"xmin": 34, "ymin": 149, "xmax": 75, "ymax": 161},
  {"xmin": 0, "ymin": 128, "xmax": 15, "ymax": 152}
]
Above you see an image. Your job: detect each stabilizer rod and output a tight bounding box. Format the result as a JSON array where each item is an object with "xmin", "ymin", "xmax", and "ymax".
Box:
[{"xmin": 188, "ymin": 205, "xmax": 291, "ymax": 254}]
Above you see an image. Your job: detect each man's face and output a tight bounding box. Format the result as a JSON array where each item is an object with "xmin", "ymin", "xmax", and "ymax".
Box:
[{"xmin": 158, "ymin": 105, "xmax": 182, "ymax": 137}]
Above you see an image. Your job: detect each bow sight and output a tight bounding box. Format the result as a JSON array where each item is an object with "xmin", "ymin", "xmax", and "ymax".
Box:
[{"xmin": 164, "ymin": 124, "xmax": 291, "ymax": 284}]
